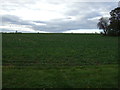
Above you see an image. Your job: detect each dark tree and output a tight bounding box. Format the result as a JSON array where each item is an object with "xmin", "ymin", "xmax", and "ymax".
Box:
[{"xmin": 108, "ymin": 7, "xmax": 120, "ymax": 36}]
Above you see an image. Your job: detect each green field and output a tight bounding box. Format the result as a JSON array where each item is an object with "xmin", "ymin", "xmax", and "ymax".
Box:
[{"xmin": 2, "ymin": 33, "xmax": 119, "ymax": 88}]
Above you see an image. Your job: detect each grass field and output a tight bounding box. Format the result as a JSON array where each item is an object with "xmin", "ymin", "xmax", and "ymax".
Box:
[{"xmin": 2, "ymin": 33, "xmax": 119, "ymax": 88}]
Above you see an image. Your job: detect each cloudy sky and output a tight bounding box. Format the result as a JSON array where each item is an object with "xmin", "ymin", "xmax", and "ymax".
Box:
[{"xmin": 0, "ymin": 0, "xmax": 119, "ymax": 33}]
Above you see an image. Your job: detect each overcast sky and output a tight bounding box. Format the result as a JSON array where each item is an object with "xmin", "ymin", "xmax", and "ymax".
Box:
[{"xmin": 0, "ymin": 0, "xmax": 119, "ymax": 33}]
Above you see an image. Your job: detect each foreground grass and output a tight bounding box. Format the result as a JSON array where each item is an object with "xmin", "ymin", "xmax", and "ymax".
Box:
[
  {"xmin": 2, "ymin": 33, "xmax": 119, "ymax": 88},
  {"xmin": 3, "ymin": 65, "xmax": 118, "ymax": 88}
]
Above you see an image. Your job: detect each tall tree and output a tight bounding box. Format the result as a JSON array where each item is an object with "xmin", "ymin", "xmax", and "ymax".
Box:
[{"xmin": 108, "ymin": 7, "xmax": 120, "ymax": 35}]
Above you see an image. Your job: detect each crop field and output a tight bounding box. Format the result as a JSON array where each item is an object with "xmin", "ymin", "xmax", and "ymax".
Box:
[{"xmin": 2, "ymin": 33, "xmax": 119, "ymax": 88}]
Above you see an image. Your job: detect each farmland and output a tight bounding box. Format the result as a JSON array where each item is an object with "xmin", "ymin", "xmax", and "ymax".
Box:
[{"xmin": 2, "ymin": 33, "xmax": 119, "ymax": 88}]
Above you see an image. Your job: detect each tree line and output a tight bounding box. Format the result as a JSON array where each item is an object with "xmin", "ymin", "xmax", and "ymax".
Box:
[{"xmin": 97, "ymin": 6, "xmax": 120, "ymax": 36}]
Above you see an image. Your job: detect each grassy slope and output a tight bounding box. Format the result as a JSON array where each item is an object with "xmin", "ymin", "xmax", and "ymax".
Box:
[{"xmin": 2, "ymin": 33, "xmax": 119, "ymax": 88}]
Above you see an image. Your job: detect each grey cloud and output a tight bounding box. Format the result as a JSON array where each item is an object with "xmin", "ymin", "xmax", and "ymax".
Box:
[
  {"xmin": 31, "ymin": 17, "xmax": 97, "ymax": 33},
  {"xmin": 2, "ymin": 15, "xmax": 21, "ymax": 25},
  {"xmin": 1, "ymin": 15, "xmax": 33, "ymax": 26},
  {"xmin": 65, "ymin": 2, "xmax": 116, "ymax": 16},
  {"xmin": 33, "ymin": 21, "xmax": 47, "ymax": 24},
  {"xmin": 1, "ymin": 15, "xmax": 47, "ymax": 32}
]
